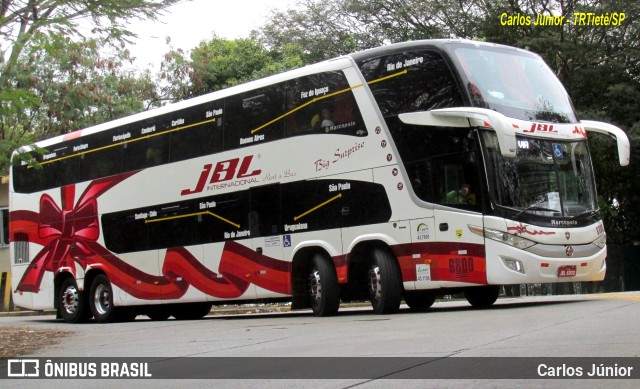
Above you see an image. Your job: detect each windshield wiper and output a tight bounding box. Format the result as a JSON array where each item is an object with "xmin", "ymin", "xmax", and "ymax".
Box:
[
  {"xmin": 513, "ymin": 199, "xmax": 558, "ymax": 219},
  {"xmin": 569, "ymin": 209, "xmax": 599, "ymax": 220}
]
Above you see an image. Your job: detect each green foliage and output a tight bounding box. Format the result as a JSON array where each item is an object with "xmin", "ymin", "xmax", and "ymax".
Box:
[
  {"xmin": 0, "ymin": 0, "xmax": 637, "ymax": 245},
  {"xmin": 0, "ymin": 33, "xmax": 161, "ymax": 173},
  {"xmin": 255, "ymin": 0, "xmax": 639, "ymax": 243},
  {"xmin": 0, "ymin": 0, "xmax": 181, "ymax": 174},
  {"xmin": 160, "ymin": 36, "xmax": 304, "ymax": 100}
]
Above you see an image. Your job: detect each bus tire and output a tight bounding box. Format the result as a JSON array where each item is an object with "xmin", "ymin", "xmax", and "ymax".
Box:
[
  {"xmin": 90, "ymin": 274, "xmax": 117, "ymax": 323},
  {"xmin": 146, "ymin": 306, "xmax": 171, "ymax": 321},
  {"xmin": 59, "ymin": 277, "xmax": 90, "ymax": 323},
  {"xmin": 464, "ymin": 285, "xmax": 500, "ymax": 308},
  {"xmin": 172, "ymin": 302, "xmax": 212, "ymax": 320},
  {"xmin": 308, "ymin": 253, "xmax": 340, "ymax": 317},
  {"xmin": 404, "ymin": 291, "xmax": 436, "ymax": 311},
  {"xmin": 368, "ymin": 248, "xmax": 402, "ymax": 314}
]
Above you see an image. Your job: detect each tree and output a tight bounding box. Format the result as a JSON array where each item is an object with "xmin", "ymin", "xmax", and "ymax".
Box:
[
  {"xmin": 256, "ymin": 0, "xmax": 500, "ymax": 62},
  {"xmin": 0, "ymin": 0, "xmax": 183, "ymax": 172},
  {"xmin": 256, "ymin": 0, "xmax": 640, "ymax": 243},
  {"xmin": 0, "ymin": 0, "xmax": 182, "ymax": 74},
  {"xmin": 0, "ymin": 33, "xmax": 161, "ymax": 173},
  {"xmin": 159, "ymin": 36, "xmax": 304, "ymax": 100}
]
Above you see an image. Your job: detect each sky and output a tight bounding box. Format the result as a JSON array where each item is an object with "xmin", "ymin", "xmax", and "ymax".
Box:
[{"xmin": 124, "ymin": 0, "xmax": 298, "ymax": 70}]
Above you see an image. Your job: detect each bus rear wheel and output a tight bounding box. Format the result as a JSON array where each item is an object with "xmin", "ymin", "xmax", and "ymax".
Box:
[
  {"xmin": 368, "ymin": 248, "xmax": 402, "ymax": 314},
  {"xmin": 90, "ymin": 274, "xmax": 118, "ymax": 323},
  {"xmin": 308, "ymin": 253, "xmax": 340, "ymax": 317},
  {"xmin": 464, "ymin": 285, "xmax": 500, "ymax": 308},
  {"xmin": 59, "ymin": 277, "xmax": 90, "ymax": 323}
]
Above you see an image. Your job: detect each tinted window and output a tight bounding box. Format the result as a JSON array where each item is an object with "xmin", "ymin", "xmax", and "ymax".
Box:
[
  {"xmin": 284, "ymin": 72, "xmax": 367, "ymax": 137},
  {"xmin": 225, "ymin": 85, "xmax": 284, "ymax": 150},
  {"xmin": 393, "ymin": 121, "xmax": 483, "ymax": 210},
  {"xmin": 102, "ymin": 180, "xmax": 391, "ymax": 253},
  {"xmin": 122, "ymin": 117, "xmax": 170, "ymax": 172},
  {"xmin": 12, "ymin": 70, "xmax": 367, "ymax": 194},
  {"xmin": 358, "ymin": 50, "xmax": 463, "ymax": 117},
  {"xmin": 170, "ymin": 102, "xmax": 224, "ymax": 161},
  {"xmin": 12, "ymin": 159, "xmax": 40, "ymax": 193},
  {"xmin": 1, "ymin": 208, "xmax": 8, "ymax": 246},
  {"xmin": 76, "ymin": 129, "xmax": 122, "ymax": 182},
  {"xmin": 281, "ymin": 180, "xmax": 391, "ymax": 232},
  {"xmin": 249, "ymin": 184, "xmax": 281, "ymax": 237}
]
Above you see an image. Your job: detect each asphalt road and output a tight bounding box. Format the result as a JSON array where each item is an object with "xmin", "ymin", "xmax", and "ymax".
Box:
[{"xmin": 1, "ymin": 292, "xmax": 639, "ymax": 388}]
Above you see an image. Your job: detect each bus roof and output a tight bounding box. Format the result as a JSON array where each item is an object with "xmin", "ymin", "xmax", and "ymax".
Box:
[
  {"xmin": 25, "ymin": 55, "xmax": 355, "ymax": 150},
  {"xmin": 23, "ymin": 39, "xmax": 533, "ymax": 151}
]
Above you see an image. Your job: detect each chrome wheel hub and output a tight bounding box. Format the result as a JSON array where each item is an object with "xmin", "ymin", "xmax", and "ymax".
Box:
[
  {"xmin": 62, "ymin": 286, "xmax": 78, "ymax": 315},
  {"xmin": 309, "ymin": 270, "xmax": 322, "ymax": 302},
  {"xmin": 93, "ymin": 284, "xmax": 110, "ymax": 315},
  {"xmin": 369, "ymin": 266, "xmax": 382, "ymax": 299}
]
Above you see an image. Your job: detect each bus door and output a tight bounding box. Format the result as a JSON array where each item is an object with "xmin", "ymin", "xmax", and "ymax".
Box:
[
  {"xmin": 432, "ymin": 154, "xmax": 486, "ymax": 285},
  {"xmin": 249, "ymin": 184, "xmax": 287, "ymax": 299}
]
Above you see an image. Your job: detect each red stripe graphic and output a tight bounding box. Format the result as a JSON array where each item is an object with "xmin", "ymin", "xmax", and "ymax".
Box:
[
  {"xmin": 11, "ymin": 174, "xmax": 291, "ymax": 300},
  {"xmin": 393, "ymin": 242, "xmax": 487, "ymax": 284}
]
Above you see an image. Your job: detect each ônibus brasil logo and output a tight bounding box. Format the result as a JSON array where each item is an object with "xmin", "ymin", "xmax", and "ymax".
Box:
[{"xmin": 181, "ymin": 155, "xmax": 261, "ymax": 195}]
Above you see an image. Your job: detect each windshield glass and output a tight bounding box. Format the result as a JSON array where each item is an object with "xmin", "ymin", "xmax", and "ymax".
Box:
[
  {"xmin": 453, "ymin": 46, "xmax": 577, "ymax": 123},
  {"xmin": 481, "ymin": 132, "xmax": 597, "ymax": 219}
]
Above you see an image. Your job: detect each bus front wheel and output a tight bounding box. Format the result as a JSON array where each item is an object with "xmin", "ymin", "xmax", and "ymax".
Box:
[
  {"xmin": 403, "ymin": 291, "xmax": 437, "ymax": 311},
  {"xmin": 368, "ymin": 248, "xmax": 402, "ymax": 314},
  {"xmin": 172, "ymin": 302, "xmax": 212, "ymax": 320},
  {"xmin": 464, "ymin": 285, "xmax": 500, "ymax": 308}
]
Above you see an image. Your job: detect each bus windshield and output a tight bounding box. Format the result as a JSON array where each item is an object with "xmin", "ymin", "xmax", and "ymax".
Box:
[
  {"xmin": 481, "ymin": 132, "xmax": 597, "ymax": 219},
  {"xmin": 453, "ymin": 46, "xmax": 577, "ymax": 123}
]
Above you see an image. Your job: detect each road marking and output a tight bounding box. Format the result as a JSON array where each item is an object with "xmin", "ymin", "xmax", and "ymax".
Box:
[{"xmin": 592, "ymin": 293, "xmax": 640, "ymax": 301}]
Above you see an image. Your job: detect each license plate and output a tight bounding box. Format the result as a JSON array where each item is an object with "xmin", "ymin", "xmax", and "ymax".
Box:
[{"xmin": 558, "ymin": 266, "xmax": 577, "ymax": 277}]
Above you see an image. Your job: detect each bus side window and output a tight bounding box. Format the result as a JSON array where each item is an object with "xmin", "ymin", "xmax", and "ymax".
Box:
[
  {"xmin": 77, "ymin": 130, "xmax": 121, "ymax": 183},
  {"xmin": 147, "ymin": 205, "xmax": 199, "ymax": 249},
  {"xmin": 101, "ymin": 213, "xmax": 149, "ymax": 253},
  {"xmin": 170, "ymin": 102, "xmax": 224, "ymax": 162},
  {"xmin": 12, "ymin": 159, "xmax": 41, "ymax": 194},
  {"xmin": 122, "ymin": 120, "xmax": 170, "ymax": 172},
  {"xmin": 249, "ymin": 184, "xmax": 281, "ymax": 237},
  {"xmin": 199, "ymin": 191, "xmax": 250, "ymax": 243},
  {"xmin": 359, "ymin": 50, "xmax": 463, "ymax": 117},
  {"xmin": 431, "ymin": 152, "xmax": 481, "ymax": 210},
  {"xmin": 284, "ymin": 71, "xmax": 366, "ymax": 138},
  {"xmin": 33, "ymin": 141, "xmax": 76, "ymax": 189},
  {"xmin": 225, "ymin": 85, "xmax": 284, "ymax": 150}
]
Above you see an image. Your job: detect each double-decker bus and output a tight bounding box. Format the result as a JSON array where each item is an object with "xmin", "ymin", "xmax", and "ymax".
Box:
[{"xmin": 10, "ymin": 39, "xmax": 630, "ymax": 323}]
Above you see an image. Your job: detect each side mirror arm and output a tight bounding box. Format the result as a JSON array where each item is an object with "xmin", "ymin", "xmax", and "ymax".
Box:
[
  {"xmin": 581, "ymin": 120, "xmax": 630, "ymax": 166},
  {"xmin": 399, "ymin": 108, "xmax": 517, "ymax": 158}
]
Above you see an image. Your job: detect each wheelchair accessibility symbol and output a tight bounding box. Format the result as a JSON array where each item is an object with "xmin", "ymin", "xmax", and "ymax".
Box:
[
  {"xmin": 553, "ymin": 143, "xmax": 564, "ymax": 158},
  {"xmin": 283, "ymin": 235, "xmax": 292, "ymax": 247}
]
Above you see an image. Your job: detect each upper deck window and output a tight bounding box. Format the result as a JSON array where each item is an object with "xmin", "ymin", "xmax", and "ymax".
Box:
[
  {"xmin": 452, "ymin": 46, "xmax": 577, "ymax": 123},
  {"xmin": 358, "ymin": 50, "xmax": 463, "ymax": 117},
  {"xmin": 12, "ymin": 70, "xmax": 366, "ymax": 194}
]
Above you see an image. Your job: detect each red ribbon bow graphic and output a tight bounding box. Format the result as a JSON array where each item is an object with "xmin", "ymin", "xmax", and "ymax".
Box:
[
  {"xmin": 12, "ymin": 172, "xmax": 291, "ymax": 299},
  {"xmin": 13, "ymin": 174, "xmax": 136, "ymax": 293}
]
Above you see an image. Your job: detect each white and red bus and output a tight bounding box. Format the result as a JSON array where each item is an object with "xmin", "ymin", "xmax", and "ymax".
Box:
[{"xmin": 10, "ymin": 40, "xmax": 630, "ymax": 322}]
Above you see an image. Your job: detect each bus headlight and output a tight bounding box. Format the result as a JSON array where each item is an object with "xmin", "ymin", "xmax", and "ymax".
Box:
[
  {"xmin": 469, "ymin": 225, "xmax": 536, "ymax": 250},
  {"xmin": 593, "ymin": 234, "xmax": 606, "ymax": 249}
]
